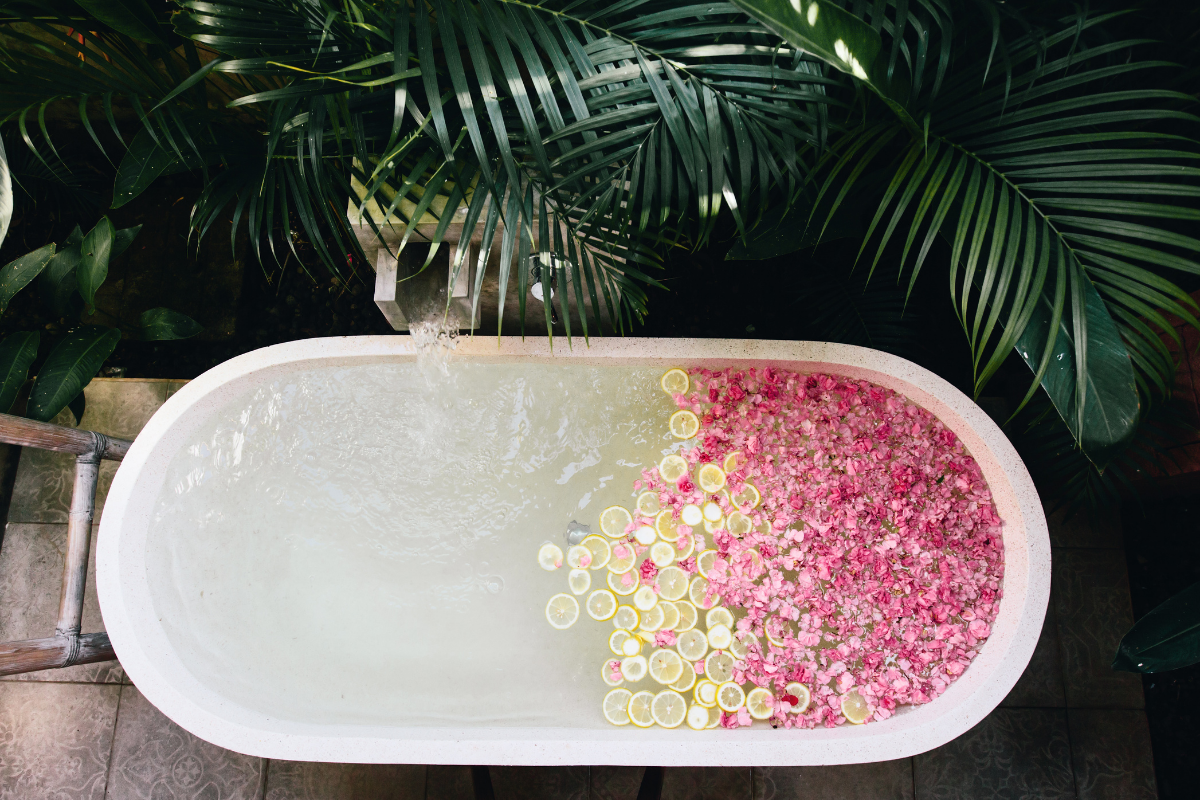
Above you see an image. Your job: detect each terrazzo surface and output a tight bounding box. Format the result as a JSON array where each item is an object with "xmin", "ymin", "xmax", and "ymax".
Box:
[{"xmin": 0, "ymin": 379, "xmax": 1157, "ymax": 799}]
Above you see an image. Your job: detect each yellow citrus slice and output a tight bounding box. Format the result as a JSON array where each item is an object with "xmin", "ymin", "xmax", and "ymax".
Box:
[
  {"xmin": 587, "ymin": 589, "xmax": 618, "ymax": 621},
  {"xmin": 785, "ymin": 682, "xmax": 811, "ymax": 713},
  {"xmin": 545, "ymin": 593, "xmax": 579, "ymax": 629},
  {"xmin": 613, "ymin": 605, "xmax": 640, "ymax": 631},
  {"xmin": 674, "ymin": 534, "xmax": 696, "ymax": 561},
  {"xmin": 669, "ymin": 410, "xmax": 700, "ymax": 440},
  {"xmin": 640, "ymin": 604, "xmax": 665, "ymax": 632},
  {"xmin": 607, "ymin": 542, "xmax": 636, "ymax": 574},
  {"xmin": 727, "ymin": 511, "xmax": 753, "ymax": 536},
  {"xmin": 651, "ymin": 690, "xmax": 688, "ymax": 728},
  {"xmin": 608, "ymin": 571, "xmax": 639, "ymax": 596},
  {"xmin": 661, "ymin": 368, "xmax": 690, "ymax": 396},
  {"xmin": 722, "ymin": 451, "xmax": 745, "ymax": 474},
  {"xmin": 649, "ymin": 649, "xmax": 685, "ymax": 685},
  {"xmin": 703, "ymin": 518, "xmax": 723, "ymax": 535},
  {"xmin": 628, "ymin": 690, "xmax": 656, "ymax": 727},
  {"xmin": 658, "ymin": 455, "xmax": 689, "ymax": 483},
  {"xmin": 650, "ymin": 541, "xmax": 676, "ymax": 567},
  {"xmin": 697, "ymin": 549, "xmax": 718, "ymax": 577},
  {"xmin": 609, "ymin": 629, "xmax": 632, "ymax": 656},
  {"xmin": 568, "ymin": 568, "xmax": 591, "ymax": 595},
  {"xmin": 600, "ymin": 506, "xmax": 633, "ymax": 538},
  {"xmin": 689, "ymin": 576, "xmax": 720, "ymax": 609},
  {"xmin": 707, "ymin": 623, "xmax": 732, "ymax": 650},
  {"xmin": 694, "ymin": 679, "xmax": 718, "ymax": 708},
  {"xmin": 706, "ymin": 706, "xmax": 721, "ymax": 728},
  {"xmin": 728, "ymin": 631, "xmax": 759, "ymax": 660},
  {"xmin": 633, "ymin": 586, "xmax": 659, "ymax": 611},
  {"xmin": 704, "ymin": 651, "xmax": 735, "ymax": 684},
  {"xmin": 621, "ymin": 655, "xmax": 648, "ymax": 683},
  {"xmin": 654, "ymin": 566, "xmax": 688, "ymax": 601},
  {"xmin": 671, "ymin": 664, "xmax": 696, "ymax": 692},
  {"xmin": 634, "ymin": 525, "xmax": 657, "ymax": 545},
  {"xmin": 687, "ymin": 703, "xmax": 710, "ymax": 730},
  {"xmin": 716, "ymin": 681, "xmax": 746, "ymax": 713},
  {"xmin": 622, "ymin": 636, "xmax": 643, "ymax": 657},
  {"xmin": 763, "ymin": 615, "xmax": 797, "ymax": 647},
  {"xmin": 655, "ymin": 509, "xmax": 680, "ymax": 542},
  {"xmin": 580, "ymin": 535, "xmax": 611, "ymax": 570},
  {"xmin": 681, "ymin": 503, "xmax": 703, "ymax": 526},
  {"xmin": 697, "ymin": 463, "xmax": 726, "ymax": 492},
  {"xmin": 604, "ymin": 688, "xmax": 633, "ymax": 725},
  {"xmin": 602, "ymin": 659, "xmax": 625, "ymax": 687},
  {"xmin": 658, "ymin": 600, "xmax": 680, "ymax": 631},
  {"xmin": 566, "ymin": 545, "xmax": 592, "ymax": 569},
  {"xmin": 841, "ymin": 690, "xmax": 870, "ymax": 724},
  {"xmin": 636, "ymin": 491, "xmax": 661, "ymax": 516},
  {"xmin": 706, "ymin": 607, "xmax": 734, "ymax": 630},
  {"xmin": 676, "ymin": 629, "xmax": 709, "ymax": 661},
  {"xmin": 674, "ymin": 600, "xmax": 698, "ymax": 631},
  {"xmin": 538, "ymin": 543, "xmax": 563, "ymax": 571},
  {"xmin": 702, "ymin": 501, "xmax": 723, "ymax": 523},
  {"xmin": 746, "ymin": 687, "xmax": 774, "ymax": 720},
  {"xmin": 732, "ymin": 482, "xmax": 761, "ymax": 511}
]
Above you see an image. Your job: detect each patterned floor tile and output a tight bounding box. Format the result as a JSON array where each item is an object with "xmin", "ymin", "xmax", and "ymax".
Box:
[
  {"xmin": 1068, "ymin": 709, "xmax": 1158, "ymax": 800},
  {"xmin": 0, "ymin": 524, "xmax": 123, "ymax": 683},
  {"xmin": 591, "ymin": 765, "xmax": 645, "ymax": 800},
  {"xmin": 661, "ymin": 767, "xmax": 752, "ymax": 800},
  {"xmin": 488, "ymin": 766, "xmax": 589, "ymax": 800},
  {"xmin": 1000, "ymin": 593, "xmax": 1065, "ymax": 708},
  {"xmin": 753, "ymin": 760, "xmax": 913, "ymax": 800},
  {"xmin": 106, "ymin": 686, "xmax": 264, "ymax": 800},
  {"xmin": 0, "ymin": 681, "xmax": 120, "ymax": 800},
  {"xmin": 1046, "ymin": 507, "xmax": 1122, "ymax": 550},
  {"xmin": 424, "ymin": 765, "xmax": 473, "ymax": 800},
  {"xmin": 1053, "ymin": 548, "xmax": 1145, "ymax": 709},
  {"xmin": 913, "ymin": 708, "xmax": 1074, "ymax": 800},
  {"xmin": 263, "ymin": 760, "xmax": 423, "ymax": 800}
]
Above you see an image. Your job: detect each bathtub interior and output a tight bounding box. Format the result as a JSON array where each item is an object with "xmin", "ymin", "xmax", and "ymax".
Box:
[{"xmin": 99, "ymin": 341, "xmax": 1047, "ymax": 762}]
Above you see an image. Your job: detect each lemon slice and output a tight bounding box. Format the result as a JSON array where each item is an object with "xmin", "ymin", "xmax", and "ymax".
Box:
[
  {"xmin": 676, "ymin": 629, "xmax": 709, "ymax": 661},
  {"xmin": 602, "ymin": 659, "xmax": 625, "ymax": 687},
  {"xmin": 634, "ymin": 525, "xmax": 657, "ymax": 545},
  {"xmin": 697, "ymin": 463, "xmax": 726, "ymax": 492},
  {"xmin": 696, "ymin": 549, "xmax": 718, "ymax": 577},
  {"xmin": 580, "ymin": 535, "xmax": 612, "ymax": 570},
  {"xmin": 622, "ymin": 636, "xmax": 643, "ymax": 656},
  {"xmin": 636, "ymin": 491, "xmax": 661, "ymax": 516},
  {"xmin": 607, "ymin": 542, "xmax": 636, "ymax": 574},
  {"xmin": 566, "ymin": 545, "xmax": 592, "ymax": 569},
  {"xmin": 746, "ymin": 687, "xmax": 774, "ymax": 720},
  {"xmin": 608, "ymin": 571, "xmax": 639, "ymax": 596},
  {"xmin": 640, "ymin": 604, "xmax": 665, "ymax": 632},
  {"xmin": 545, "ymin": 594, "xmax": 579, "ymax": 629},
  {"xmin": 687, "ymin": 703, "xmax": 710, "ymax": 730},
  {"xmin": 731, "ymin": 482, "xmax": 761, "ymax": 511},
  {"xmin": 604, "ymin": 688, "xmax": 633, "ymax": 725},
  {"xmin": 568, "ymin": 568, "xmax": 592, "ymax": 595},
  {"xmin": 703, "ymin": 518, "xmax": 724, "ymax": 534},
  {"xmin": 841, "ymin": 690, "xmax": 870, "ymax": 724},
  {"xmin": 681, "ymin": 504, "xmax": 703, "ymax": 526},
  {"xmin": 707, "ymin": 623, "xmax": 732, "ymax": 650},
  {"xmin": 722, "ymin": 451, "xmax": 745, "ymax": 474},
  {"xmin": 674, "ymin": 601, "xmax": 698, "ymax": 631},
  {"xmin": 728, "ymin": 631, "xmax": 759, "ymax": 660},
  {"xmin": 622, "ymin": 655, "xmax": 649, "ymax": 683},
  {"xmin": 650, "ymin": 541, "xmax": 675, "ymax": 567},
  {"xmin": 613, "ymin": 605, "xmax": 640, "ymax": 631},
  {"xmin": 648, "ymin": 649, "xmax": 685, "ymax": 685},
  {"xmin": 658, "ymin": 600, "xmax": 680, "ymax": 631},
  {"xmin": 704, "ymin": 651, "xmax": 735, "ymax": 684},
  {"xmin": 651, "ymin": 690, "xmax": 688, "ymax": 728},
  {"xmin": 694, "ymin": 679, "xmax": 718, "ymax": 708},
  {"xmin": 706, "ymin": 706, "xmax": 721, "ymax": 728},
  {"xmin": 717, "ymin": 681, "xmax": 746, "ymax": 713},
  {"xmin": 674, "ymin": 534, "xmax": 696, "ymax": 561},
  {"xmin": 727, "ymin": 511, "xmax": 753, "ymax": 536},
  {"xmin": 784, "ymin": 682, "xmax": 811, "ymax": 713},
  {"xmin": 658, "ymin": 455, "xmax": 689, "ymax": 483},
  {"xmin": 763, "ymin": 615, "xmax": 797, "ymax": 647},
  {"xmin": 609, "ymin": 629, "xmax": 632, "ymax": 656},
  {"xmin": 633, "ymin": 586, "xmax": 659, "ymax": 611},
  {"xmin": 628, "ymin": 690, "xmax": 656, "ymax": 727},
  {"xmin": 600, "ymin": 506, "xmax": 633, "ymax": 538},
  {"xmin": 538, "ymin": 543, "xmax": 563, "ymax": 571},
  {"xmin": 700, "ymin": 501, "xmax": 721, "ymax": 523},
  {"xmin": 706, "ymin": 607, "xmax": 734, "ymax": 630},
  {"xmin": 661, "ymin": 368, "xmax": 690, "ymax": 396},
  {"xmin": 671, "ymin": 665, "xmax": 696, "ymax": 692},
  {"xmin": 654, "ymin": 509, "xmax": 680, "ymax": 542},
  {"xmin": 669, "ymin": 410, "xmax": 700, "ymax": 440},
  {"xmin": 689, "ymin": 576, "xmax": 720, "ymax": 609},
  {"xmin": 587, "ymin": 589, "xmax": 618, "ymax": 621}
]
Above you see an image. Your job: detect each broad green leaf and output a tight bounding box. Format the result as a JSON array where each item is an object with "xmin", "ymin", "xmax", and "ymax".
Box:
[
  {"xmin": 74, "ymin": 0, "xmax": 166, "ymax": 45},
  {"xmin": 0, "ymin": 243, "xmax": 56, "ymax": 313},
  {"xmin": 0, "ymin": 133, "xmax": 11, "ymax": 248},
  {"xmin": 0, "ymin": 331, "xmax": 39, "ymax": 413},
  {"xmin": 41, "ymin": 228, "xmax": 82, "ymax": 319},
  {"xmin": 27, "ymin": 326, "xmax": 122, "ymax": 423},
  {"xmin": 140, "ymin": 308, "xmax": 203, "ymax": 341},
  {"xmin": 1113, "ymin": 582, "xmax": 1200, "ymax": 673},
  {"xmin": 78, "ymin": 218, "xmax": 115, "ymax": 309},
  {"xmin": 67, "ymin": 391, "xmax": 85, "ymax": 426},
  {"xmin": 112, "ymin": 225, "xmax": 143, "ymax": 261},
  {"xmin": 112, "ymin": 129, "xmax": 178, "ymax": 209}
]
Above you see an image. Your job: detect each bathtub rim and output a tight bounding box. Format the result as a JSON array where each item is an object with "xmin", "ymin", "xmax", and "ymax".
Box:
[{"xmin": 97, "ymin": 336, "xmax": 1049, "ymax": 765}]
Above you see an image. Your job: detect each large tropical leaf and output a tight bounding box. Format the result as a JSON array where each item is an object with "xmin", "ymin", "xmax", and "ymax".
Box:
[
  {"xmin": 0, "ymin": 132, "xmax": 11, "ymax": 247},
  {"xmin": 27, "ymin": 325, "xmax": 121, "ymax": 422},
  {"xmin": 1113, "ymin": 582, "xmax": 1200, "ymax": 673},
  {"xmin": 0, "ymin": 242, "xmax": 55, "ymax": 312},
  {"xmin": 0, "ymin": 330, "xmax": 38, "ymax": 413}
]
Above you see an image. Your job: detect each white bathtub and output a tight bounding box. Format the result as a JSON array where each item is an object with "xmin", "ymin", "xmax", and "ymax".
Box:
[{"xmin": 96, "ymin": 337, "xmax": 1048, "ymax": 765}]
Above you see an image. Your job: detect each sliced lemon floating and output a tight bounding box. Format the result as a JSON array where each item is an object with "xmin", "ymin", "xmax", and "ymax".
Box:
[
  {"xmin": 545, "ymin": 593, "xmax": 579, "ymax": 629},
  {"xmin": 650, "ymin": 541, "xmax": 676, "ymax": 567},
  {"xmin": 658, "ymin": 455, "xmax": 689, "ymax": 483},
  {"xmin": 716, "ymin": 681, "xmax": 746, "ymax": 712},
  {"xmin": 580, "ymin": 535, "xmax": 611, "ymax": 570},
  {"xmin": 648, "ymin": 649, "xmax": 685, "ymax": 685},
  {"xmin": 746, "ymin": 687, "xmax": 774, "ymax": 720},
  {"xmin": 841, "ymin": 690, "xmax": 870, "ymax": 724},
  {"xmin": 587, "ymin": 589, "xmax": 617, "ymax": 621},
  {"xmin": 651, "ymin": 690, "xmax": 687, "ymax": 728},
  {"xmin": 628, "ymin": 690, "xmax": 656, "ymax": 727},
  {"xmin": 671, "ymin": 664, "xmax": 696, "ymax": 692},
  {"xmin": 731, "ymin": 482, "xmax": 761, "ymax": 511},
  {"xmin": 658, "ymin": 600, "xmax": 680, "ymax": 631},
  {"xmin": 566, "ymin": 545, "xmax": 592, "ymax": 569},
  {"xmin": 687, "ymin": 703, "xmax": 710, "ymax": 730},
  {"xmin": 636, "ymin": 491, "xmax": 661, "ymax": 516},
  {"xmin": 622, "ymin": 636, "xmax": 643, "ymax": 656},
  {"xmin": 602, "ymin": 659, "xmax": 625, "ymax": 687},
  {"xmin": 706, "ymin": 607, "xmax": 734, "ymax": 630},
  {"xmin": 654, "ymin": 509, "xmax": 680, "ymax": 542},
  {"xmin": 634, "ymin": 525, "xmax": 657, "ymax": 545},
  {"xmin": 723, "ymin": 451, "xmax": 745, "ymax": 474},
  {"xmin": 727, "ymin": 511, "xmax": 753, "ymax": 536},
  {"xmin": 696, "ymin": 549, "xmax": 718, "ymax": 577},
  {"xmin": 604, "ymin": 688, "xmax": 633, "ymax": 725},
  {"xmin": 784, "ymin": 682, "xmax": 811, "ymax": 713},
  {"xmin": 609, "ymin": 629, "xmax": 632, "ymax": 656},
  {"xmin": 707, "ymin": 623, "xmax": 732, "ymax": 650},
  {"xmin": 763, "ymin": 615, "xmax": 797, "ymax": 647},
  {"xmin": 697, "ymin": 463, "xmax": 726, "ymax": 492},
  {"xmin": 600, "ymin": 506, "xmax": 633, "ymax": 538},
  {"xmin": 607, "ymin": 543, "xmax": 636, "ymax": 575},
  {"xmin": 703, "ymin": 503, "xmax": 723, "ymax": 525},
  {"xmin": 538, "ymin": 543, "xmax": 563, "ymax": 571},
  {"xmin": 703, "ymin": 518, "xmax": 724, "ymax": 535},
  {"xmin": 689, "ymin": 576, "xmax": 720, "ymax": 609},
  {"xmin": 694, "ymin": 679, "xmax": 718, "ymax": 708},
  {"xmin": 674, "ymin": 600, "xmax": 698, "ymax": 631},
  {"xmin": 706, "ymin": 706, "xmax": 721, "ymax": 728},
  {"xmin": 681, "ymin": 503, "xmax": 703, "ymax": 526},
  {"xmin": 633, "ymin": 586, "xmax": 659, "ymax": 611},
  {"xmin": 608, "ymin": 571, "xmax": 638, "ymax": 596},
  {"xmin": 676, "ymin": 629, "xmax": 708, "ymax": 661},
  {"xmin": 640, "ymin": 604, "xmax": 665, "ymax": 632},
  {"xmin": 613, "ymin": 605, "xmax": 640, "ymax": 631},
  {"xmin": 669, "ymin": 410, "xmax": 700, "ymax": 440},
  {"xmin": 568, "ymin": 569, "xmax": 591, "ymax": 595},
  {"xmin": 660, "ymin": 368, "xmax": 690, "ymax": 396},
  {"xmin": 674, "ymin": 535, "xmax": 695, "ymax": 560},
  {"xmin": 622, "ymin": 655, "xmax": 648, "ymax": 683},
  {"xmin": 704, "ymin": 651, "xmax": 735, "ymax": 684},
  {"xmin": 728, "ymin": 631, "xmax": 759, "ymax": 660}
]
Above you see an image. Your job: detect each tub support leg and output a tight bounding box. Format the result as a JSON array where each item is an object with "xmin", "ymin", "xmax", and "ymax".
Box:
[
  {"xmin": 637, "ymin": 766, "xmax": 664, "ymax": 800},
  {"xmin": 471, "ymin": 766, "xmax": 495, "ymax": 800}
]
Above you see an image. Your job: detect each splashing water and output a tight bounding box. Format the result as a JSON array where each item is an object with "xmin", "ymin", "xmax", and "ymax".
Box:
[{"xmin": 409, "ymin": 316, "xmax": 460, "ymax": 379}]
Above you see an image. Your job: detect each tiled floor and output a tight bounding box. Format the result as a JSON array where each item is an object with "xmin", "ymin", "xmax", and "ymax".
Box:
[{"xmin": 0, "ymin": 379, "xmax": 1159, "ymax": 799}]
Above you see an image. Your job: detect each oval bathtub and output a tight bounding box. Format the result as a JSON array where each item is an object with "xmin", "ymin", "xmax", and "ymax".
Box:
[{"xmin": 96, "ymin": 337, "xmax": 1049, "ymax": 765}]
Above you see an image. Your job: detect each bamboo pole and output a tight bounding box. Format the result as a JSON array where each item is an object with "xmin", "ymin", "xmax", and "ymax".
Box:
[
  {"xmin": 0, "ymin": 412, "xmax": 130, "ymax": 460},
  {"xmin": 0, "ymin": 633, "xmax": 114, "ymax": 676}
]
